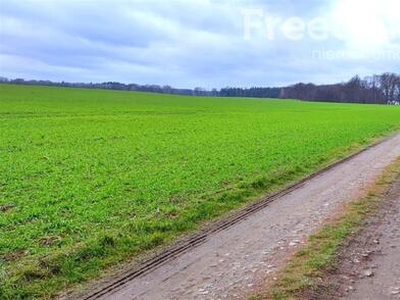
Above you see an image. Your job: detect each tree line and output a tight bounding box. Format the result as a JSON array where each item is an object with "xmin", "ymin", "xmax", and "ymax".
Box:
[
  {"xmin": 1, "ymin": 72, "xmax": 399, "ymax": 104},
  {"xmin": 280, "ymin": 73, "xmax": 400, "ymax": 104}
]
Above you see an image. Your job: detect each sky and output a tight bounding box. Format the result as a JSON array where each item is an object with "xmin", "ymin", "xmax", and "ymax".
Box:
[{"xmin": 0, "ymin": 0, "xmax": 399, "ymax": 89}]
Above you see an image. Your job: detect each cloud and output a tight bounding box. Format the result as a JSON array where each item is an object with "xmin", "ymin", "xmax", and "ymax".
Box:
[{"xmin": 0, "ymin": 0, "xmax": 399, "ymax": 88}]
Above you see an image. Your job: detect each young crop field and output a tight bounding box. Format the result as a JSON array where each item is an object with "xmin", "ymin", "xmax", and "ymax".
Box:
[{"xmin": 1, "ymin": 84, "xmax": 400, "ymax": 299}]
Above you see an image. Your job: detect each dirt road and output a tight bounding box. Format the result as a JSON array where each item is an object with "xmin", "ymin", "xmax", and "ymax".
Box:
[
  {"xmin": 79, "ymin": 133, "xmax": 400, "ymax": 300},
  {"xmin": 305, "ymin": 170, "xmax": 400, "ymax": 300},
  {"xmin": 342, "ymin": 176, "xmax": 400, "ymax": 300}
]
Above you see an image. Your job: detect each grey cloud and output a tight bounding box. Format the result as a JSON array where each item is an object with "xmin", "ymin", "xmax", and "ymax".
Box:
[{"xmin": 0, "ymin": 0, "xmax": 399, "ymax": 88}]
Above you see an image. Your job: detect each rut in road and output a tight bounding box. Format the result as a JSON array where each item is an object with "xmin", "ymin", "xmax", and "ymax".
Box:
[{"xmin": 70, "ymin": 133, "xmax": 400, "ymax": 300}]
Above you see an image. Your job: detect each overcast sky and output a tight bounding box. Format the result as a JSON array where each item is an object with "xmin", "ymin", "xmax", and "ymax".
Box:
[{"xmin": 0, "ymin": 0, "xmax": 399, "ymax": 88}]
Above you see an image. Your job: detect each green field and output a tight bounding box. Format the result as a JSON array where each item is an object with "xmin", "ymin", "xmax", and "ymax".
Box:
[{"xmin": 1, "ymin": 84, "xmax": 400, "ymax": 299}]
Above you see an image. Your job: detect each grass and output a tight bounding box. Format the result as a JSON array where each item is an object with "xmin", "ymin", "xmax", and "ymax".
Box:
[
  {"xmin": 1, "ymin": 84, "xmax": 400, "ymax": 299},
  {"xmin": 267, "ymin": 158, "xmax": 400, "ymax": 300}
]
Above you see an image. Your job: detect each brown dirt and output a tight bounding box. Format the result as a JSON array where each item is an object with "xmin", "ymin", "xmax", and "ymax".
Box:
[{"xmin": 301, "ymin": 174, "xmax": 400, "ymax": 300}]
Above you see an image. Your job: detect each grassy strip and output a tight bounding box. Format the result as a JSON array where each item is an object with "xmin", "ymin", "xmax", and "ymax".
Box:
[{"xmin": 255, "ymin": 157, "xmax": 400, "ymax": 300}]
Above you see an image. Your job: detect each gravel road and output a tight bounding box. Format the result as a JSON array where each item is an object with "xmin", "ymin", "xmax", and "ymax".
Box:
[{"xmin": 80, "ymin": 133, "xmax": 400, "ymax": 300}]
